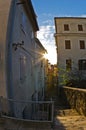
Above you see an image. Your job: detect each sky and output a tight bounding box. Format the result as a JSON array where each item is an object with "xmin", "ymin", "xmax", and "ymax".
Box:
[{"xmin": 31, "ymin": 0, "xmax": 86, "ymax": 64}]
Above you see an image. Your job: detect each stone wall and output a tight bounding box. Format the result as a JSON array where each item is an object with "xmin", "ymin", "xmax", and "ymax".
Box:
[{"xmin": 60, "ymin": 86, "xmax": 86, "ymax": 116}]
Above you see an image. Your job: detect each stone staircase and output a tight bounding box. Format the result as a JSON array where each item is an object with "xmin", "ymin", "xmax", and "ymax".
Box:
[
  {"xmin": 0, "ymin": 110, "xmax": 86, "ymax": 130},
  {"xmin": 54, "ymin": 104, "xmax": 86, "ymax": 130}
]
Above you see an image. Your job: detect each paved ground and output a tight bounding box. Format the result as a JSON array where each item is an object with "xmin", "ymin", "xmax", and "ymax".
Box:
[
  {"xmin": 0, "ymin": 96, "xmax": 86, "ymax": 130},
  {"xmin": 0, "ymin": 108, "xmax": 86, "ymax": 130},
  {"xmin": 54, "ymin": 108, "xmax": 86, "ymax": 130}
]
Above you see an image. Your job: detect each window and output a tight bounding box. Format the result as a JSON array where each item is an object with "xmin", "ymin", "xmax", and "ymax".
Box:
[
  {"xmin": 80, "ymin": 40, "xmax": 85, "ymax": 49},
  {"xmin": 66, "ymin": 59, "xmax": 72, "ymax": 70},
  {"xmin": 65, "ymin": 40, "xmax": 71, "ymax": 49},
  {"xmin": 78, "ymin": 25, "xmax": 83, "ymax": 31},
  {"xmin": 64, "ymin": 24, "xmax": 69, "ymax": 31},
  {"xmin": 31, "ymin": 31, "xmax": 34, "ymax": 39},
  {"xmin": 78, "ymin": 60, "xmax": 86, "ymax": 70},
  {"xmin": 20, "ymin": 56, "xmax": 27, "ymax": 81},
  {"xmin": 21, "ymin": 12, "xmax": 26, "ymax": 34}
]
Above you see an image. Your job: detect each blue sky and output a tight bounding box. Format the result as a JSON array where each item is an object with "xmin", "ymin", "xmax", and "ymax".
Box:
[{"xmin": 31, "ymin": 0, "xmax": 86, "ymax": 64}]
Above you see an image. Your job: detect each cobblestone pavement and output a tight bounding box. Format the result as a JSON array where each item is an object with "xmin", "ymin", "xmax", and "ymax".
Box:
[
  {"xmin": 54, "ymin": 109, "xmax": 86, "ymax": 130},
  {"xmin": 0, "ymin": 109, "xmax": 86, "ymax": 130}
]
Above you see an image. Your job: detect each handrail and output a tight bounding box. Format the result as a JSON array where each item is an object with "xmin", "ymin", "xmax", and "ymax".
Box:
[{"xmin": 0, "ymin": 97, "xmax": 54, "ymax": 123}]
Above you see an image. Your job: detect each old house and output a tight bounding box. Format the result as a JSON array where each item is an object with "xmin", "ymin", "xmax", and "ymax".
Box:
[
  {"xmin": 54, "ymin": 17, "xmax": 86, "ymax": 87},
  {"xmin": 0, "ymin": 0, "xmax": 47, "ymax": 118}
]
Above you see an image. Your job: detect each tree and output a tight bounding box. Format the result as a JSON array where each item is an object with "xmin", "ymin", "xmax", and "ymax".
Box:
[{"xmin": 58, "ymin": 67, "xmax": 86, "ymax": 89}]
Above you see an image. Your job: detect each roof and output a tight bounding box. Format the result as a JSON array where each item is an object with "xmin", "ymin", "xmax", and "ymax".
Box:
[
  {"xmin": 21, "ymin": 0, "xmax": 39, "ymax": 31},
  {"xmin": 35, "ymin": 38, "xmax": 47, "ymax": 53},
  {"xmin": 54, "ymin": 17, "xmax": 86, "ymax": 20}
]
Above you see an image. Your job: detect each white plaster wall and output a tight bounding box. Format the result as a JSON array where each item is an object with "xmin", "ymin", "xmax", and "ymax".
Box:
[
  {"xmin": 55, "ymin": 18, "xmax": 86, "ymax": 34},
  {"xmin": 11, "ymin": 3, "xmax": 36, "ymax": 102},
  {"xmin": 55, "ymin": 18, "xmax": 86, "ymax": 70}
]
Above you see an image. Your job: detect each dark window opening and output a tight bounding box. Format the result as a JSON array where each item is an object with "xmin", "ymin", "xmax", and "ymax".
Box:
[
  {"xmin": 65, "ymin": 40, "xmax": 71, "ymax": 49},
  {"xmin": 78, "ymin": 59, "xmax": 86, "ymax": 70},
  {"xmin": 80, "ymin": 40, "xmax": 85, "ymax": 49},
  {"xmin": 78, "ymin": 25, "xmax": 83, "ymax": 31},
  {"xmin": 64, "ymin": 24, "xmax": 69, "ymax": 31},
  {"xmin": 66, "ymin": 59, "xmax": 72, "ymax": 70}
]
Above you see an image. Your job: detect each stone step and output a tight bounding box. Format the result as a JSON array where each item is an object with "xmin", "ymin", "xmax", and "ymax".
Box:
[
  {"xmin": 55, "ymin": 116, "xmax": 86, "ymax": 130},
  {"xmin": 54, "ymin": 108, "xmax": 86, "ymax": 130},
  {"xmin": 55, "ymin": 109, "xmax": 79, "ymax": 116}
]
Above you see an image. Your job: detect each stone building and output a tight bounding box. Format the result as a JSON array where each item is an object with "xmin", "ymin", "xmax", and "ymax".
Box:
[
  {"xmin": 0, "ymin": 0, "xmax": 47, "ymax": 117},
  {"xmin": 54, "ymin": 17, "xmax": 86, "ymax": 86}
]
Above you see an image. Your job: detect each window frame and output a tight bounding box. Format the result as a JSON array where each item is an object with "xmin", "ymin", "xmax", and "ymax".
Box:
[
  {"xmin": 65, "ymin": 40, "xmax": 71, "ymax": 49},
  {"xmin": 20, "ymin": 55, "xmax": 27, "ymax": 81},
  {"xmin": 20, "ymin": 12, "xmax": 27, "ymax": 35},
  {"xmin": 78, "ymin": 24, "xmax": 83, "ymax": 31},
  {"xmin": 64, "ymin": 24, "xmax": 69, "ymax": 31},
  {"xmin": 79, "ymin": 40, "xmax": 85, "ymax": 49},
  {"xmin": 78, "ymin": 59, "xmax": 86, "ymax": 70},
  {"xmin": 66, "ymin": 59, "xmax": 72, "ymax": 70}
]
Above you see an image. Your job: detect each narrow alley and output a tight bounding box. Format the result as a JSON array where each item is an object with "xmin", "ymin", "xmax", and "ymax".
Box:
[{"xmin": 0, "ymin": 98, "xmax": 86, "ymax": 130}]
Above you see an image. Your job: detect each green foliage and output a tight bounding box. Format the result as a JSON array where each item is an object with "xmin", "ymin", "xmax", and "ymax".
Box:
[{"xmin": 58, "ymin": 67, "xmax": 86, "ymax": 88}]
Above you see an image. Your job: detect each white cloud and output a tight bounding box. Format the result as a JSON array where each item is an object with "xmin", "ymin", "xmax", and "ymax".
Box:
[
  {"xmin": 38, "ymin": 13, "xmax": 56, "ymax": 25},
  {"xmin": 57, "ymin": 14, "xmax": 86, "ymax": 18},
  {"xmin": 42, "ymin": 13, "xmax": 55, "ymax": 17},
  {"xmin": 37, "ymin": 24, "xmax": 57, "ymax": 64},
  {"xmin": 42, "ymin": 20, "xmax": 53, "ymax": 25},
  {"xmin": 37, "ymin": 25, "xmax": 55, "ymax": 46},
  {"xmin": 80, "ymin": 15, "xmax": 86, "ymax": 17},
  {"xmin": 37, "ymin": 14, "xmax": 86, "ymax": 64}
]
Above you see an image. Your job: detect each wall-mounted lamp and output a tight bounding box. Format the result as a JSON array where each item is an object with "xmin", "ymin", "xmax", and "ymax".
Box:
[{"xmin": 12, "ymin": 41, "xmax": 24, "ymax": 51}]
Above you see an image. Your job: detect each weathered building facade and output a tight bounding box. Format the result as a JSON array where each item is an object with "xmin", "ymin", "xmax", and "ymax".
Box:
[
  {"xmin": 54, "ymin": 17, "xmax": 86, "ymax": 86},
  {"xmin": 0, "ymin": 0, "xmax": 47, "ymax": 117}
]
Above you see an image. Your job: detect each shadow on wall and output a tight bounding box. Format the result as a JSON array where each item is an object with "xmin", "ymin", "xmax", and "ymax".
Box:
[
  {"xmin": 59, "ymin": 86, "xmax": 86, "ymax": 116},
  {"xmin": 59, "ymin": 87, "xmax": 71, "ymax": 108}
]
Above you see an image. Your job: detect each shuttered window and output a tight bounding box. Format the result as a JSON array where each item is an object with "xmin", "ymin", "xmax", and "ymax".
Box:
[
  {"xmin": 78, "ymin": 60, "xmax": 86, "ymax": 70},
  {"xmin": 20, "ymin": 56, "xmax": 27, "ymax": 81},
  {"xmin": 80, "ymin": 40, "xmax": 85, "ymax": 49},
  {"xmin": 78, "ymin": 25, "xmax": 83, "ymax": 31},
  {"xmin": 64, "ymin": 24, "xmax": 69, "ymax": 31},
  {"xmin": 65, "ymin": 40, "xmax": 71, "ymax": 49},
  {"xmin": 66, "ymin": 59, "xmax": 72, "ymax": 70}
]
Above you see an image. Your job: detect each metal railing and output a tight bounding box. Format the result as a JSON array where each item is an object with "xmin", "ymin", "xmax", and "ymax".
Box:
[{"xmin": 0, "ymin": 97, "xmax": 54, "ymax": 123}]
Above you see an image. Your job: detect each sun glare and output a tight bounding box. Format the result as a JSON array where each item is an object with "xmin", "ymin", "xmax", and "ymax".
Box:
[
  {"xmin": 43, "ymin": 53, "xmax": 48, "ymax": 59},
  {"xmin": 43, "ymin": 49, "xmax": 57, "ymax": 65}
]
